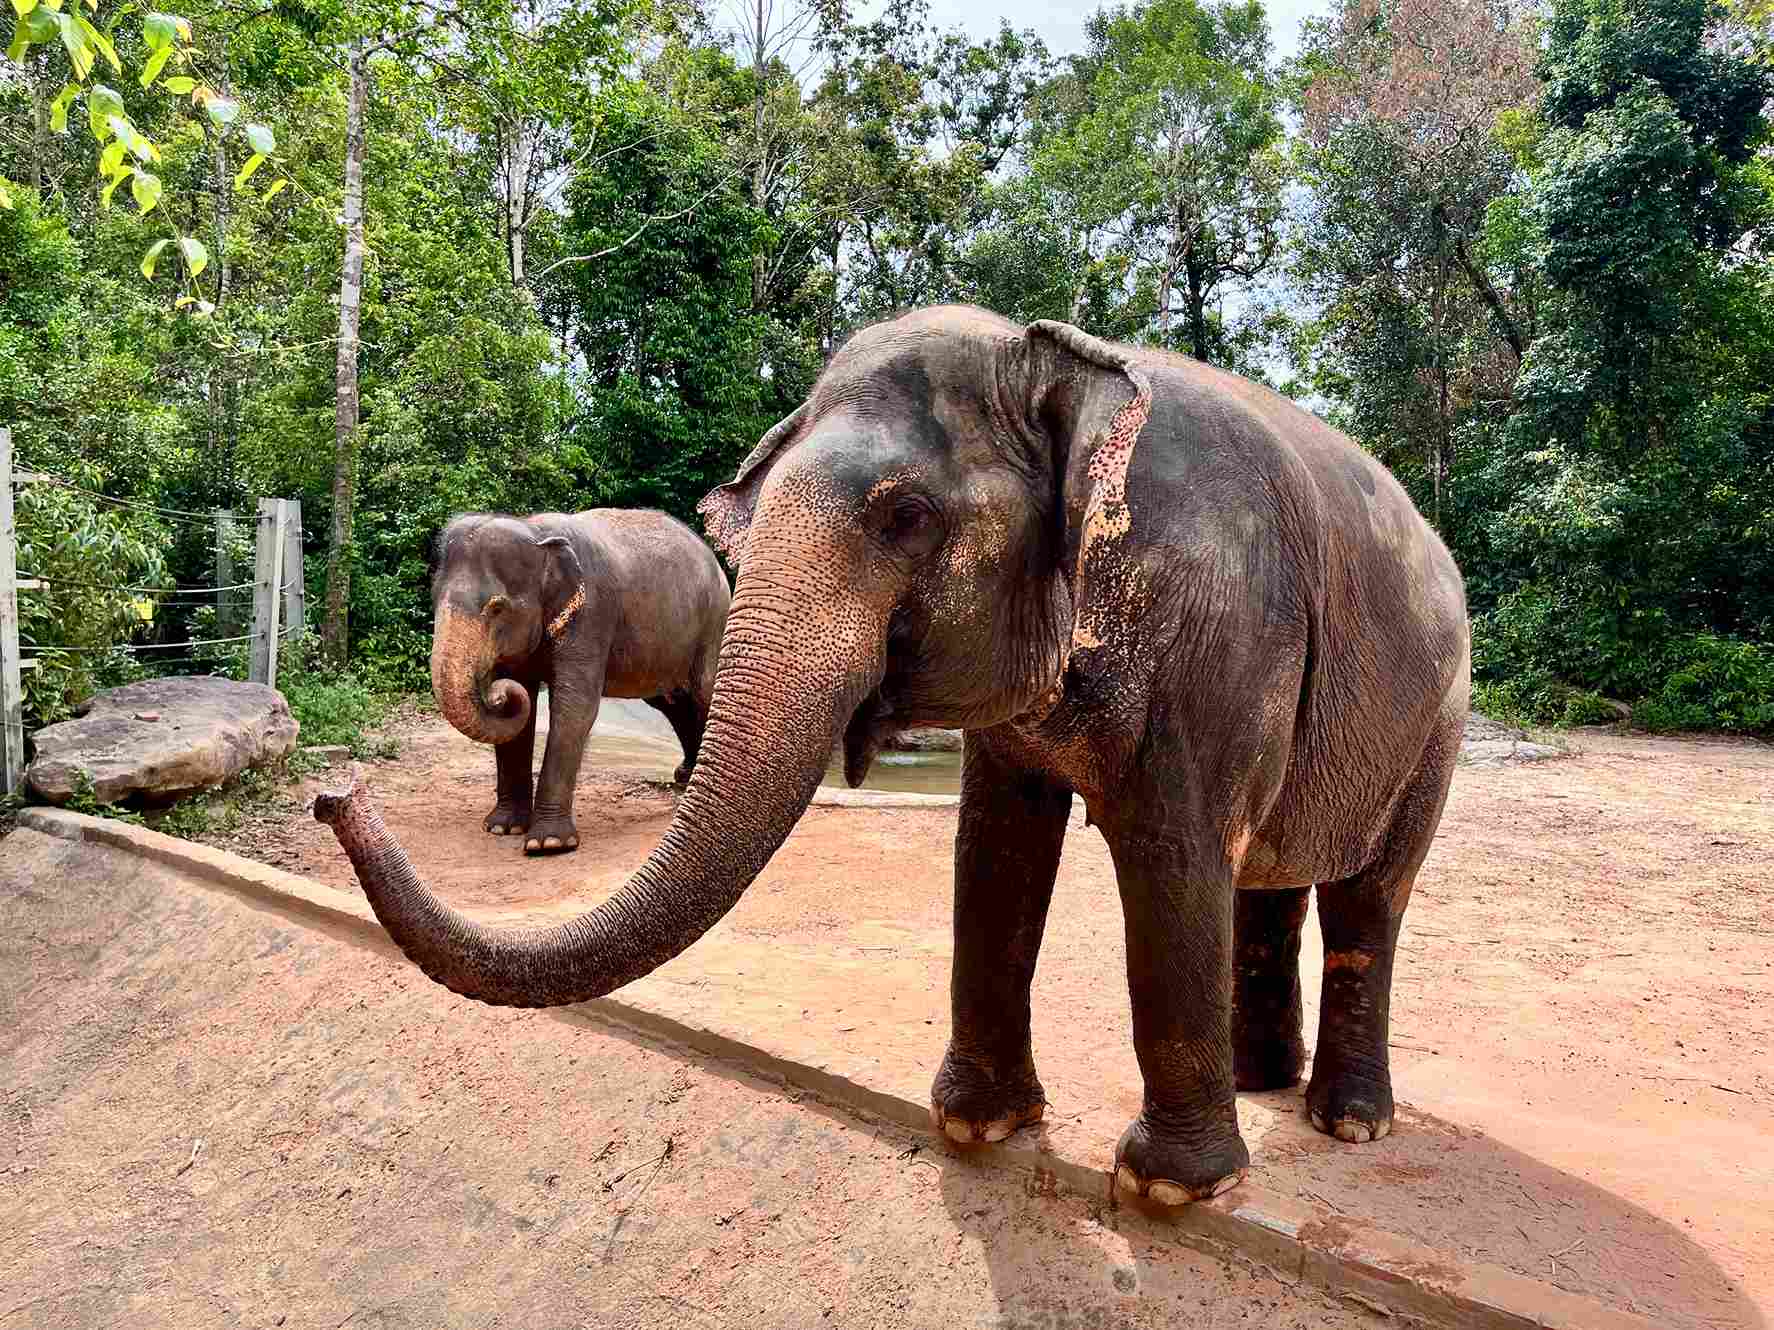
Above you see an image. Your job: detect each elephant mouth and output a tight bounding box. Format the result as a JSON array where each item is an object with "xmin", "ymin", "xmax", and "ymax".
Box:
[{"xmin": 841, "ymin": 687, "xmax": 899, "ymax": 787}]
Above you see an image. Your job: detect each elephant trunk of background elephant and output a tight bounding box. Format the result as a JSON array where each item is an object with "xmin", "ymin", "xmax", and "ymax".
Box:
[
  {"xmin": 431, "ymin": 603, "xmax": 532, "ymax": 746},
  {"xmin": 318, "ymin": 530, "xmax": 886, "ymax": 1008}
]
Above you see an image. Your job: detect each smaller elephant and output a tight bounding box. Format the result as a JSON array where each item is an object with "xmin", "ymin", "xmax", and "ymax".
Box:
[{"xmin": 430, "ymin": 508, "xmax": 730, "ymax": 855}]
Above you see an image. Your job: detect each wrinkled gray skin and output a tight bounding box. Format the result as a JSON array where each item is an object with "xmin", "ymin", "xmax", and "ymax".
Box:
[
  {"xmin": 321, "ymin": 307, "xmax": 1468, "ymax": 1206},
  {"xmin": 430, "ymin": 509, "xmax": 729, "ymax": 855}
]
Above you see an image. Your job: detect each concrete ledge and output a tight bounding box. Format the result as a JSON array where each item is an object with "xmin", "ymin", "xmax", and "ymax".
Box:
[{"xmin": 19, "ymin": 805, "xmax": 1659, "ymax": 1330}]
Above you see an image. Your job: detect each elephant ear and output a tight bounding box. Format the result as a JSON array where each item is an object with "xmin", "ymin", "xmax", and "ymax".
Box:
[
  {"xmin": 696, "ymin": 403, "xmax": 809, "ymax": 566},
  {"xmin": 1022, "ymin": 320, "xmax": 1156, "ymax": 705},
  {"xmin": 532, "ymin": 527, "xmax": 587, "ymax": 645}
]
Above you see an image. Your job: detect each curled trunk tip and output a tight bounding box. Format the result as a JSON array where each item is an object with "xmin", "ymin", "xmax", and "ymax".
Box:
[{"xmin": 313, "ymin": 765, "xmax": 371, "ymax": 829}]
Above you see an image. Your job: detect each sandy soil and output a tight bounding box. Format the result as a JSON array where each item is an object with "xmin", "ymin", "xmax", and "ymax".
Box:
[
  {"xmin": 2, "ymin": 827, "xmax": 1378, "ymax": 1329},
  {"xmin": 217, "ymin": 714, "xmax": 1774, "ymax": 1326}
]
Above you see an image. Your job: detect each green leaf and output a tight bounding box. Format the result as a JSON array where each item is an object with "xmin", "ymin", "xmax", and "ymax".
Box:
[
  {"xmin": 261, "ymin": 177, "xmax": 288, "ymax": 202},
  {"xmin": 233, "ymin": 151, "xmax": 264, "ymax": 190},
  {"xmin": 10, "ymin": 0, "xmax": 36, "ymax": 18},
  {"xmin": 20, "ymin": 4, "xmax": 53, "ymax": 38},
  {"xmin": 139, "ymin": 237, "xmax": 171, "ymax": 278},
  {"xmin": 74, "ymin": 13, "xmax": 115, "ymax": 73},
  {"xmin": 99, "ymin": 137, "xmax": 125, "ymax": 174},
  {"xmin": 87, "ymin": 82, "xmax": 122, "ymax": 141},
  {"xmin": 204, "ymin": 94, "xmax": 239, "ymax": 128},
  {"xmin": 55, "ymin": 11, "xmax": 92, "ymax": 79},
  {"xmin": 138, "ymin": 42, "xmax": 172, "ymax": 87},
  {"xmin": 177, "ymin": 235, "xmax": 206, "ymax": 277},
  {"xmin": 141, "ymin": 10, "xmax": 175, "ymax": 48},
  {"xmin": 130, "ymin": 167, "xmax": 161, "ymax": 216},
  {"xmin": 38, "ymin": 0, "xmax": 59, "ymax": 9},
  {"xmin": 174, "ymin": 293, "xmax": 194, "ymax": 307},
  {"xmin": 49, "ymin": 82, "xmax": 76, "ymax": 131},
  {"xmin": 99, "ymin": 165, "xmax": 128, "ymax": 205},
  {"xmin": 243, "ymin": 122, "xmax": 273, "ymax": 154},
  {"xmin": 161, "ymin": 75, "xmax": 193, "ymax": 93},
  {"xmin": 6, "ymin": 26, "xmax": 27, "ymax": 62}
]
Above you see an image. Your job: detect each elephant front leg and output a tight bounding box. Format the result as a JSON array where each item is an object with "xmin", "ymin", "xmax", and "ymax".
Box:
[
  {"xmin": 931, "ymin": 731, "xmax": 1071, "ymax": 1145},
  {"xmin": 485, "ymin": 696, "xmax": 538, "ymax": 837},
  {"xmin": 1106, "ymin": 823, "xmax": 1249, "ymax": 1204},
  {"xmin": 526, "ymin": 678, "xmax": 599, "ymax": 855}
]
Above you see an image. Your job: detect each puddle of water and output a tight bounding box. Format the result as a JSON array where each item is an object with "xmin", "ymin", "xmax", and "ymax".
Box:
[{"xmin": 554, "ymin": 697, "xmax": 964, "ymax": 796}]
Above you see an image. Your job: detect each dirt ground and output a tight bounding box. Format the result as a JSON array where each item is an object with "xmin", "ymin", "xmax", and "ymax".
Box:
[
  {"xmin": 2, "ymin": 826, "xmax": 1381, "ymax": 1329},
  {"xmin": 212, "ymin": 708, "xmax": 1774, "ymax": 1327}
]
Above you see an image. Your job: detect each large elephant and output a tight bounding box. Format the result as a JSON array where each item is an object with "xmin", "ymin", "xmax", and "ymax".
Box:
[
  {"xmin": 429, "ymin": 508, "xmax": 729, "ymax": 854},
  {"xmin": 320, "ymin": 307, "xmax": 1469, "ymax": 1205}
]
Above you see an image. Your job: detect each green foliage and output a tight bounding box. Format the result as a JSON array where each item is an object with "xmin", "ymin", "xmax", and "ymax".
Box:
[{"xmin": 278, "ymin": 654, "xmax": 397, "ymax": 757}]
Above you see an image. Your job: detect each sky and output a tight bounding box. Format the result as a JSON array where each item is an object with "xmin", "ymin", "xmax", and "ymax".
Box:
[{"xmin": 911, "ymin": 0, "xmax": 1330, "ymax": 61}]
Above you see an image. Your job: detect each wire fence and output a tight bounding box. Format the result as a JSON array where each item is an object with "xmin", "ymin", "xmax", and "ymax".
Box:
[{"xmin": 2, "ymin": 433, "xmax": 306, "ymax": 793}]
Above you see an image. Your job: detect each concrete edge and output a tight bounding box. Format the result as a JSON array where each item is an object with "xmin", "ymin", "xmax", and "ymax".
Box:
[{"xmin": 18, "ymin": 805, "xmax": 1659, "ymax": 1330}]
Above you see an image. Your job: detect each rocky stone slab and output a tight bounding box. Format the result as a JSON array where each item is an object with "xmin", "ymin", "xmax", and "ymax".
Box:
[
  {"xmin": 27, "ymin": 676, "xmax": 299, "ymax": 806},
  {"xmin": 1459, "ymin": 713, "xmax": 1564, "ymax": 766}
]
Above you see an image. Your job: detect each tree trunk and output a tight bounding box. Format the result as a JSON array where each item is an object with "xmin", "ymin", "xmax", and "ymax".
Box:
[
  {"xmin": 322, "ymin": 40, "xmax": 370, "ymax": 666},
  {"xmin": 505, "ymin": 116, "xmax": 533, "ymax": 292},
  {"xmin": 1186, "ymin": 259, "xmax": 1210, "ymax": 364},
  {"xmin": 31, "ymin": 76, "xmax": 49, "ymax": 191},
  {"xmin": 206, "ymin": 41, "xmax": 235, "ymax": 497}
]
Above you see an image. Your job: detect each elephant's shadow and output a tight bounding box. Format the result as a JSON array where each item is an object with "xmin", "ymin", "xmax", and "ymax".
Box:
[{"xmin": 926, "ymin": 1090, "xmax": 1765, "ymax": 1330}]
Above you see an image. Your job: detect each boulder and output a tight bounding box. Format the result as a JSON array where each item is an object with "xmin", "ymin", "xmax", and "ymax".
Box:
[
  {"xmin": 1458, "ymin": 712, "xmax": 1562, "ymax": 766},
  {"xmin": 27, "ymin": 677, "xmax": 300, "ymax": 806}
]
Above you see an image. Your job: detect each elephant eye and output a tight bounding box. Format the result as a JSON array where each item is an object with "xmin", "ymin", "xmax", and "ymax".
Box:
[{"xmin": 881, "ymin": 495, "xmax": 944, "ymax": 558}]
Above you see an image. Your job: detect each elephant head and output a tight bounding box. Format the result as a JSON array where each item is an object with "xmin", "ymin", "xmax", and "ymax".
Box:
[
  {"xmin": 429, "ymin": 514, "xmax": 584, "ymax": 745},
  {"xmin": 318, "ymin": 307, "xmax": 1153, "ymax": 1007}
]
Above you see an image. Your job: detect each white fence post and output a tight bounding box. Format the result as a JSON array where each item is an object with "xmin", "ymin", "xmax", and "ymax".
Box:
[
  {"xmin": 1, "ymin": 428, "xmax": 23, "ymax": 796},
  {"xmin": 249, "ymin": 497, "xmax": 286, "ymax": 687},
  {"xmin": 281, "ymin": 499, "xmax": 304, "ymax": 648}
]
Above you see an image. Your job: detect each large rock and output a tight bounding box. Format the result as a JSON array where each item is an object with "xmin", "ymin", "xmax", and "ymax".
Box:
[
  {"xmin": 27, "ymin": 677, "xmax": 299, "ymax": 806},
  {"xmin": 1458, "ymin": 712, "xmax": 1563, "ymax": 766}
]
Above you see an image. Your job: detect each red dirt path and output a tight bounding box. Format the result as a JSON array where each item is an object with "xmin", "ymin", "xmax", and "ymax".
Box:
[{"xmin": 220, "ymin": 715, "xmax": 1774, "ymax": 1326}]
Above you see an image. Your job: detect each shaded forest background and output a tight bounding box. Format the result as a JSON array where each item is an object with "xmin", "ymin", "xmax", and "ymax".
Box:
[{"xmin": 3, "ymin": 0, "xmax": 1772, "ymax": 735}]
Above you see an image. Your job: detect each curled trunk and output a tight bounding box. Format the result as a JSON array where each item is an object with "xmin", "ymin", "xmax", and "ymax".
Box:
[
  {"xmin": 431, "ymin": 604, "xmax": 531, "ymax": 745},
  {"xmin": 319, "ymin": 549, "xmax": 882, "ymax": 1007}
]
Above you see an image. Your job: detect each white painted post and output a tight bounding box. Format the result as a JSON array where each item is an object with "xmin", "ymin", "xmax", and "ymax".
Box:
[
  {"xmin": 215, "ymin": 509, "xmax": 236, "ymax": 634},
  {"xmin": 249, "ymin": 497, "xmax": 286, "ymax": 686},
  {"xmin": 281, "ymin": 499, "xmax": 304, "ymax": 648},
  {"xmin": 0, "ymin": 428, "xmax": 23, "ymax": 796}
]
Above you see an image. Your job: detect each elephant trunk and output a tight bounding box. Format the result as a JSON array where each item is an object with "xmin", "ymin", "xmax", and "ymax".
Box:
[
  {"xmin": 431, "ymin": 603, "xmax": 531, "ymax": 746},
  {"xmin": 318, "ymin": 536, "xmax": 885, "ymax": 1008}
]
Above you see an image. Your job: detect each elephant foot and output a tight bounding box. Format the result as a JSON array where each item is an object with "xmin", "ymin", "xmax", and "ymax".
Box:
[
  {"xmin": 672, "ymin": 761, "xmax": 693, "ymax": 787},
  {"xmin": 523, "ymin": 814, "xmax": 580, "ymax": 856},
  {"xmin": 484, "ymin": 803, "xmax": 532, "ymax": 837},
  {"xmin": 929, "ymin": 1048, "xmax": 1047, "ymax": 1145},
  {"xmin": 1113, "ymin": 1114, "xmax": 1249, "ymax": 1206},
  {"xmin": 1306, "ymin": 1066, "xmax": 1394, "ymax": 1143}
]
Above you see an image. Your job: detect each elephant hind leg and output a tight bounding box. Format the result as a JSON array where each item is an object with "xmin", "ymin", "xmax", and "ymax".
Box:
[
  {"xmin": 646, "ymin": 690, "xmax": 707, "ymax": 785},
  {"xmin": 1232, "ymin": 886, "xmax": 1310, "ymax": 1091},
  {"xmin": 1309, "ymin": 720, "xmax": 1460, "ymax": 1143}
]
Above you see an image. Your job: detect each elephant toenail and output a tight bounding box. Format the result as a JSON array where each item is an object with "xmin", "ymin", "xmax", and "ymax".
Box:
[
  {"xmin": 1210, "ymin": 1171, "xmax": 1244, "ymax": 1197},
  {"xmin": 1147, "ymin": 1181, "xmax": 1189, "ymax": 1206},
  {"xmin": 1372, "ymin": 1119, "xmax": 1392, "ymax": 1141},
  {"xmin": 1333, "ymin": 1119, "xmax": 1373, "ymax": 1143},
  {"xmin": 1310, "ymin": 1110, "xmax": 1328, "ymax": 1133},
  {"xmin": 944, "ymin": 1119, "xmax": 975, "ymax": 1144},
  {"xmin": 1114, "ymin": 1165, "xmax": 1141, "ymax": 1196},
  {"xmin": 983, "ymin": 1121, "xmax": 1013, "ymax": 1143}
]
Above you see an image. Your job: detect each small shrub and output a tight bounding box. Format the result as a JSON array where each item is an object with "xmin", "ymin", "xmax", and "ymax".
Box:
[
  {"xmin": 276, "ymin": 644, "xmax": 397, "ymax": 757},
  {"xmin": 1632, "ymin": 634, "xmax": 1774, "ymax": 736},
  {"xmin": 1471, "ymin": 672, "xmax": 1615, "ymax": 729}
]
